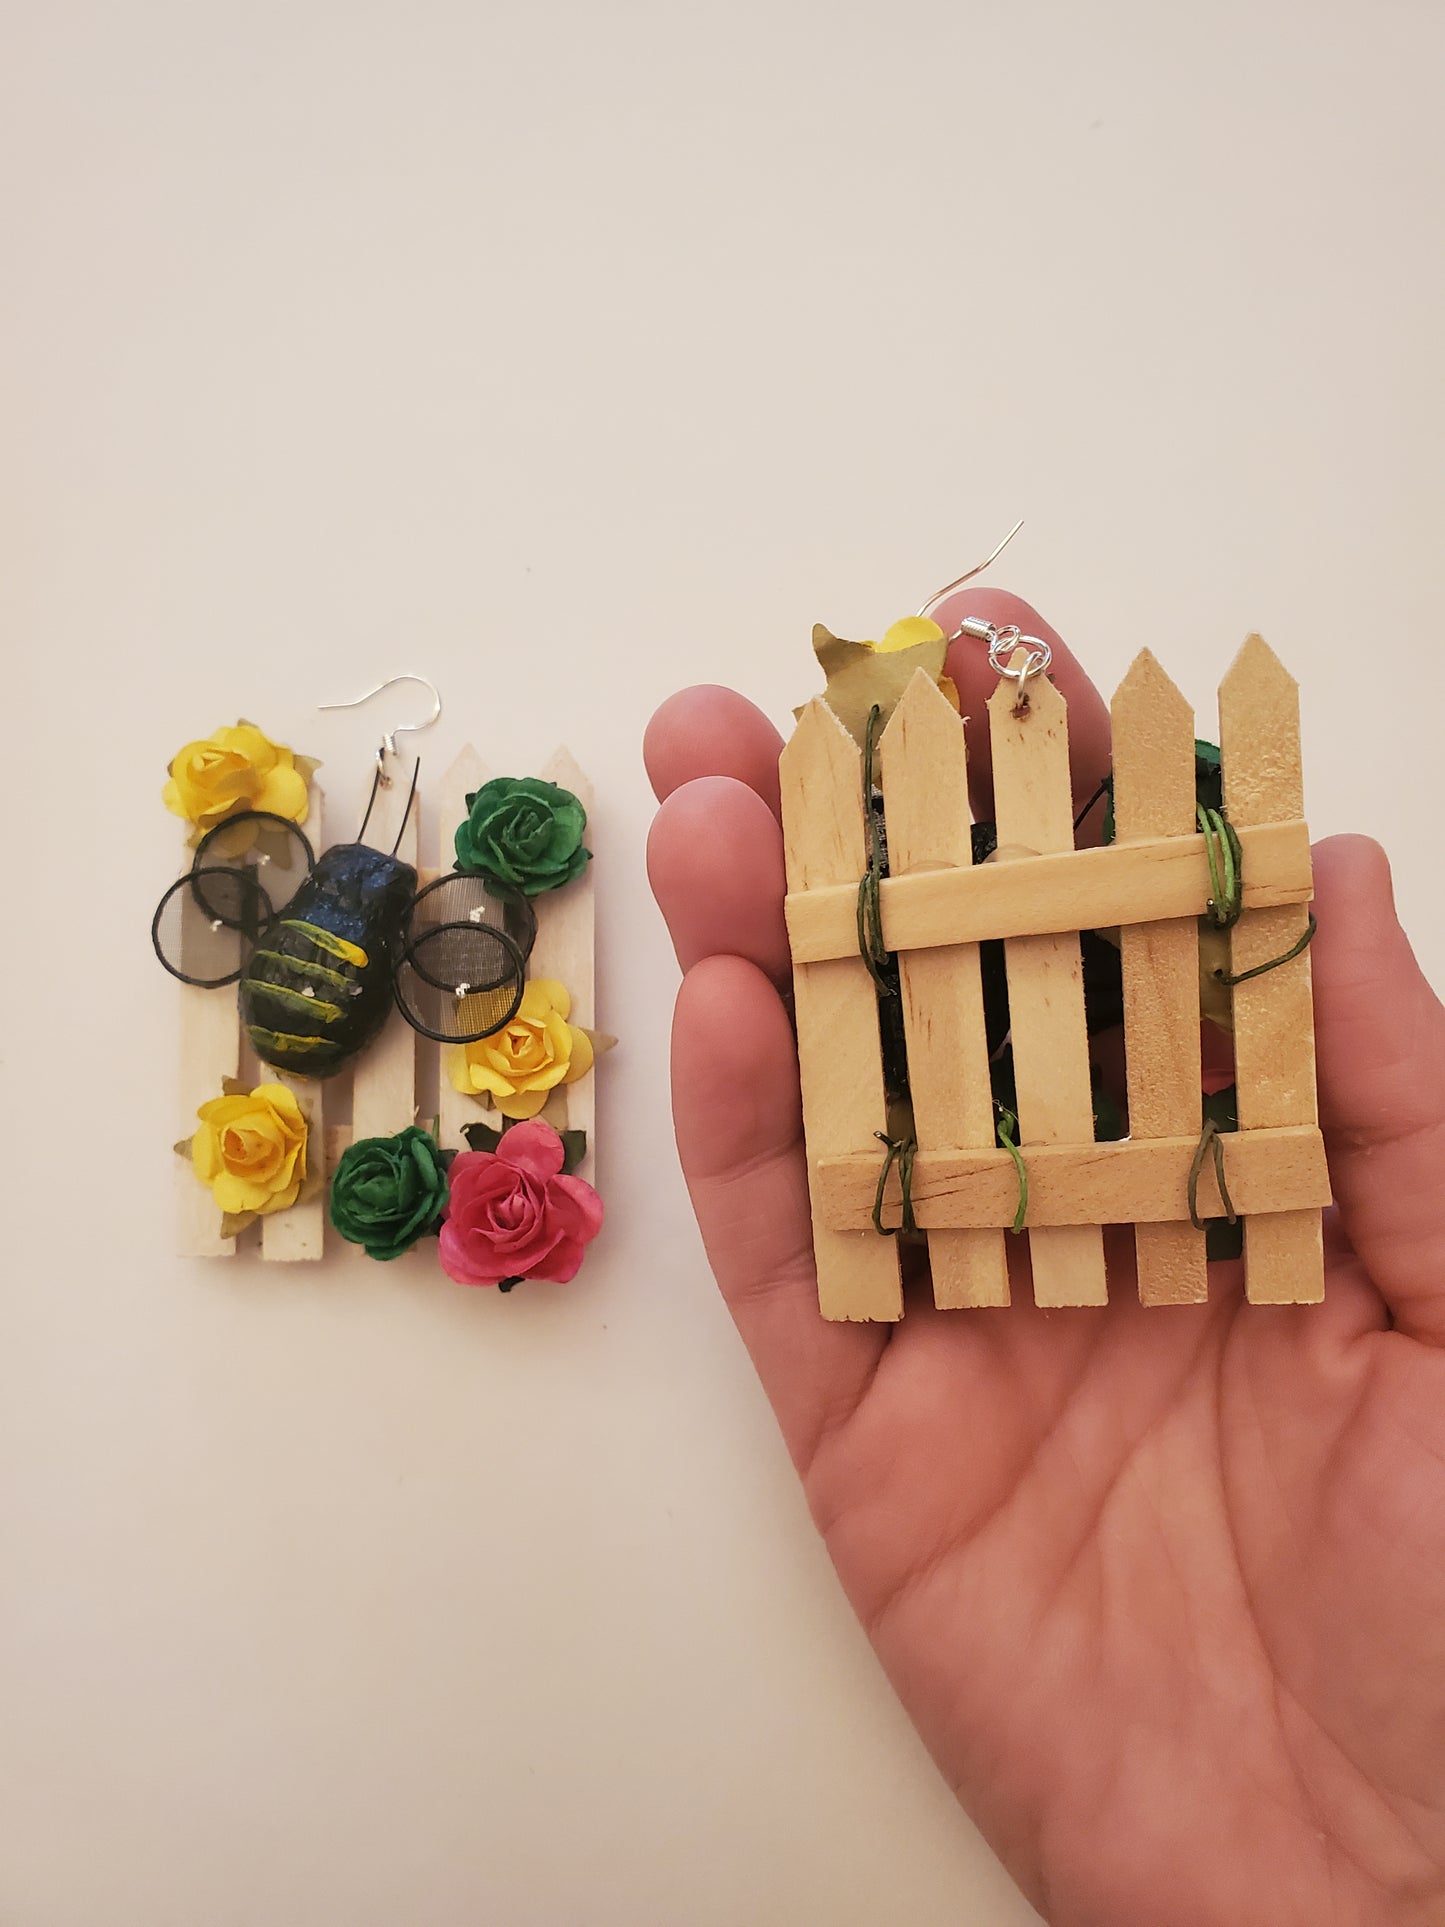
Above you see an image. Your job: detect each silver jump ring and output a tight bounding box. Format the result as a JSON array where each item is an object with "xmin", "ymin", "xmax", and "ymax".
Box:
[{"xmin": 987, "ymin": 626, "xmax": 1052, "ymax": 688}]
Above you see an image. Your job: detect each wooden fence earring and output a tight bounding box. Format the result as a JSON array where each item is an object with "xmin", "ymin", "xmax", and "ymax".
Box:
[
  {"xmin": 780, "ymin": 535, "xmax": 1327, "ymax": 1322},
  {"xmin": 154, "ymin": 680, "xmax": 609, "ymax": 1286}
]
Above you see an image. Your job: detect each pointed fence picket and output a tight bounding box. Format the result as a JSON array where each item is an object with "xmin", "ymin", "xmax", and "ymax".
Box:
[
  {"xmin": 879, "ymin": 676, "xmax": 1008, "ymax": 1308},
  {"xmin": 1112, "ymin": 652, "xmax": 1207, "ymax": 1306},
  {"xmin": 784, "ymin": 647, "xmax": 1331, "ymax": 1320},
  {"xmin": 1218, "ymin": 638, "xmax": 1324, "ymax": 1304},
  {"xmin": 780, "ymin": 700, "xmax": 903, "ymax": 1322}
]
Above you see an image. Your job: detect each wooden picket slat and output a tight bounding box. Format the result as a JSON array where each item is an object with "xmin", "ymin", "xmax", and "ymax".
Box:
[
  {"xmin": 988, "ymin": 665, "xmax": 1107, "ymax": 1307},
  {"xmin": 879, "ymin": 673, "xmax": 1008, "ymax": 1307},
  {"xmin": 1112, "ymin": 651, "xmax": 1207, "ymax": 1305},
  {"xmin": 531, "ymin": 747, "xmax": 597, "ymax": 1187},
  {"xmin": 350, "ymin": 763, "xmax": 420, "ymax": 1143},
  {"xmin": 782, "ymin": 700, "xmax": 902, "ymax": 1322},
  {"xmin": 262, "ymin": 786, "xmax": 327, "ymax": 1263},
  {"xmin": 176, "ymin": 909, "xmax": 242, "ymax": 1262},
  {"xmin": 435, "ymin": 745, "xmax": 495, "ymax": 1152},
  {"xmin": 1218, "ymin": 637, "xmax": 1324, "ymax": 1304}
]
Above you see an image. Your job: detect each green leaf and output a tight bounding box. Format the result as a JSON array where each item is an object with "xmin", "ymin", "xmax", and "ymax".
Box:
[
  {"xmin": 462, "ymin": 1121, "xmax": 505, "ymax": 1154},
  {"xmin": 220, "ymin": 1075, "xmax": 250, "ymax": 1098},
  {"xmin": 173, "ymin": 1138, "xmax": 194, "ymax": 1160},
  {"xmin": 219, "ymin": 1210, "xmax": 256, "ymax": 1239},
  {"xmin": 559, "ymin": 1129, "xmax": 588, "ymax": 1175}
]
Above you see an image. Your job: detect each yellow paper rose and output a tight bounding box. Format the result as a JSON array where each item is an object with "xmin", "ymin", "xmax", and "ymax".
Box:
[
  {"xmin": 811, "ymin": 616, "xmax": 960, "ymax": 743},
  {"xmin": 190, "ymin": 1082, "xmax": 309, "ymax": 1220},
  {"xmin": 448, "ymin": 978, "xmax": 595, "ymax": 1120},
  {"xmin": 163, "ymin": 721, "xmax": 311, "ymax": 836}
]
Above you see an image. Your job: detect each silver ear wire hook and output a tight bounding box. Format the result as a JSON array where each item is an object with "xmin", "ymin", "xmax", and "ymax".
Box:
[
  {"xmin": 916, "ymin": 519, "xmax": 1052, "ymax": 700},
  {"xmin": 319, "ymin": 674, "xmax": 443, "ymax": 786}
]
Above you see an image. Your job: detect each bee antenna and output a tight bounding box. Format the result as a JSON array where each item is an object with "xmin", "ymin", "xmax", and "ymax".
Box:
[
  {"xmin": 355, "ymin": 760, "xmax": 384, "ymax": 845},
  {"xmin": 390, "ymin": 756, "xmax": 421, "ymax": 857}
]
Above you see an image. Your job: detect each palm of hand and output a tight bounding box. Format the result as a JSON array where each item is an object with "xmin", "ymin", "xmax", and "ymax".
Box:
[{"xmin": 646, "ymin": 595, "xmax": 1445, "ymax": 1927}]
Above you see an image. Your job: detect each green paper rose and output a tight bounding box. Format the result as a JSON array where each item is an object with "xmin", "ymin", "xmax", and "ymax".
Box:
[
  {"xmin": 329, "ymin": 1126, "xmax": 451, "ymax": 1261},
  {"xmin": 454, "ymin": 776, "xmax": 591, "ymax": 897}
]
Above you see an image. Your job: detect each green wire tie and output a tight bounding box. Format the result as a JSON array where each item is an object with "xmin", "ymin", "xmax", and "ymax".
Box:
[
  {"xmin": 994, "ymin": 1105, "xmax": 1029, "ymax": 1235},
  {"xmin": 872, "ymin": 1132, "xmax": 918, "ymax": 1237},
  {"xmin": 1187, "ymin": 1119, "xmax": 1239, "ymax": 1233}
]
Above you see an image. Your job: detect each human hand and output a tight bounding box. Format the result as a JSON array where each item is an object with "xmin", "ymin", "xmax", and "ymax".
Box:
[{"xmin": 645, "ymin": 594, "xmax": 1445, "ymax": 1927}]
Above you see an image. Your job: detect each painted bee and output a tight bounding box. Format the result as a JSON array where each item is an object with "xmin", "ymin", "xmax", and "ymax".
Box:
[{"xmin": 152, "ymin": 766, "xmax": 535, "ymax": 1078}]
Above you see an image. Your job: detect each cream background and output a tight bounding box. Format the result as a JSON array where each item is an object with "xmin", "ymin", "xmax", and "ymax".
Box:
[{"xmin": 2, "ymin": 4, "xmax": 1442, "ymax": 1923}]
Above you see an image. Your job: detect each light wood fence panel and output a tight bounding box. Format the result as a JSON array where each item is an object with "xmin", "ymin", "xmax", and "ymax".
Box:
[
  {"xmin": 435, "ymin": 745, "xmax": 493, "ymax": 1152},
  {"xmin": 879, "ymin": 672, "xmax": 1008, "ymax": 1307},
  {"xmin": 781, "ymin": 700, "xmax": 902, "ymax": 1322},
  {"xmin": 987, "ymin": 666, "xmax": 1108, "ymax": 1307},
  {"xmin": 1112, "ymin": 651, "xmax": 1207, "ymax": 1305},
  {"xmin": 351, "ymin": 767, "xmax": 420, "ymax": 1144},
  {"xmin": 262, "ymin": 786, "xmax": 326, "ymax": 1262},
  {"xmin": 532, "ymin": 747, "xmax": 597, "ymax": 1187},
  {"xmin": 1218, "ymin": 637, "xmax": 1324, "ymax": 1304}
]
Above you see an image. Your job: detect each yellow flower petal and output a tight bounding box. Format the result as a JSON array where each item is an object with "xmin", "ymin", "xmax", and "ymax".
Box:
[
  {"xmin": 254, "ymin": 762, "xmax": 309, "ymax": 823},
  {"xmin": 528, "ymin": 978, "xmax": 570, "ymax": 1020},
  {"xmin": 874, "ymin": 615, "xmax": 946, "ymax": 654},
  {"xmin": 563, "ymin": 1024, "xmax": 594, "ymax": 1084},
  {"xmin": 496, "ymin": 1086, "xmax": 550, "ymax": 1120}
]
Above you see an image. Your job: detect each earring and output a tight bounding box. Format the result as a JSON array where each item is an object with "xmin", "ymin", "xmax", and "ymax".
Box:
[
  {"xmin": 780, "ymin": 527, "xmax": 1324, "ymax": 1322},
  {"xmin": 155, "ymin": 677, "xmax": 608, "ymax": 1287}
]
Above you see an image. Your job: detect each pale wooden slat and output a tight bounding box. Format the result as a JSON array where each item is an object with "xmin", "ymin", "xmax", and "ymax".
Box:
[
  {"xmin": 350, "ymin": 764, "xmax": 420, "ymax": 1142},
  {"xmin": 782, "ymin": 700, "xmax": 902, "ymax": 1322},
  {"xmin": 988, "ymin": 666, "xmax": 1107, "ymax": 1306},
  {"xmin": 784, "ymin": 817, "xmax": 1312, "ymax": 963},
  {"xmin": 815, "ymin": 1125, "xmax": 1330, "ymax": 1231},
  {"xmin": 1112, "ymin": 650, "xmax": 1207, "ymax": 1305},
  {"xmin": 262, "ymin": 786, "xmax": 327, "ymax": 1263},
  {"xmin": 879, "ymin": 672, "xmax": 1008, "ymax": 1307},
  {"xmin": 1218, "ymin": 636, "xmax": 1324, "ymax": 1304},
  {"xmin": 531, "ymin": 747, "xmax": 598, "ymax": 1186},
  {"xmin": 434, "ymin": 745, "xmax": 496, "ymax": 1151},
  {"xmin": 176, "ymin": 921, "xmax": 242, "ymax": 1262}
]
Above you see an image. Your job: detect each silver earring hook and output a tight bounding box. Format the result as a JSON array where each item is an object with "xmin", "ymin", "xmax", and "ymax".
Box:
[
  {"xmin": 916, "ymin": 519, "xmax": 1051, "ymax": 698},
  {"xmin": 916, "ymin": 519, "xmax": 1025, "ymax": 630},
  {"xmin": 319, "ymin": 674, "xmax": 442, "ymax": 784}
]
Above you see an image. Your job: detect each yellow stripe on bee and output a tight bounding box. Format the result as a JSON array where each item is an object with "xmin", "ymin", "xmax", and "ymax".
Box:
[
  {"xmin": 247, "ymin": 1026, "xmax": 346, "ymax": 1059},
  {"xmin": 248, "ymin": 951, "xmax": 356, "ymax": 995},
  {"xmin": 251, "ymin": 982, "xmax": 346, "ymax": 1025},
  {"xmin": 280, "ymin": 920, "xmax": 369, "ymax": 969}
]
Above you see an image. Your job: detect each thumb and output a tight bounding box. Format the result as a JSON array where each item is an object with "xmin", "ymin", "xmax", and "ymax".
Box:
[{"xmin": 1312, "ymin": 835, "xmax": 1445, "ymax": 1344}]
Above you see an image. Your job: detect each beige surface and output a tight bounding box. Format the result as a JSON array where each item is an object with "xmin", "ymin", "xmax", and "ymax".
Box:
[{"xmin": 1, "ymin": 2, "xmax": 1442, "ymax": 1922}]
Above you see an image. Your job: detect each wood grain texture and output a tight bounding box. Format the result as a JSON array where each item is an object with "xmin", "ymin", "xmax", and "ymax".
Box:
[
  {"xmin": 879, "ymin": 673, "xmax": 1008, "ymax": 1307},
  {"xmin": 531, "ymin": 747, "xmax": 598, "ymax": 1187},
  {"xmin": 989, "ymin": 664, "xmax": 1107, "ymax": 1305},
  {"xmin": 784, "ymin": 817, "xmax": 1312, "ymax": 963},
  {"xmin": 350, "ymin": 765, "xmax": 420, "ymax": 1143},
  {"xmin": 176, "ymin": 879, "xmax": 242, "ymax": 1261},
  {"xmin": 816, "ymin": 1126, "xmax": 1331, "ymax": 1231},
  {"xmin": 782, "ymin": 701, "xmax": 902, "ymax": 1322},
  {"xmin": 262, "ymin": 785, "xmax": 327, "ymax": 1263},
  {"xmin": 434, "ymin": 745, "xmax": 495, "ymax": 1152},
  {"xmin": 1219, "ymin": 636, "xmax": 1324, "ymax": 1304},
  {"xmin": 1112, "ymin": 650, "xmax": 1207, "ymax": 1305}
]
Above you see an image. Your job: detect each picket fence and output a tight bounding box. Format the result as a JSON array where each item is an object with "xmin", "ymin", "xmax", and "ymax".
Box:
[
  {"xmin": 175, "ymin": 746, "xmax": 595, "ymax": 1261},
  {"xmin": 781, "ymin": 639, "xmax": 1328, "ymax": 1320}
]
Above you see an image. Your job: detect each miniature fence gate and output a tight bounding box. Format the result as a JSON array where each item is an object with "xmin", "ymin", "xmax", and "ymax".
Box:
[
  {"xmin": 781, "ymin": 639, "xmax": 1330, "ymax": 1320},
  {"xmin": 176, "ymin": 745, "xmax": 596, "ymax": 1261}
]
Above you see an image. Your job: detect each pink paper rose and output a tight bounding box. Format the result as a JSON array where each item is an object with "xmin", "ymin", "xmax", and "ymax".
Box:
[{"xmin": 439, "ymin": 1119, "xmax": 603, "ymax": 1288}]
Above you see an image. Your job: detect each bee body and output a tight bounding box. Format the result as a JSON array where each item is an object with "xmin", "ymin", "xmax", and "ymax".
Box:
[{"xmin": 241, "ymin": 844, "xmax": 417, "ymax": 1077}]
